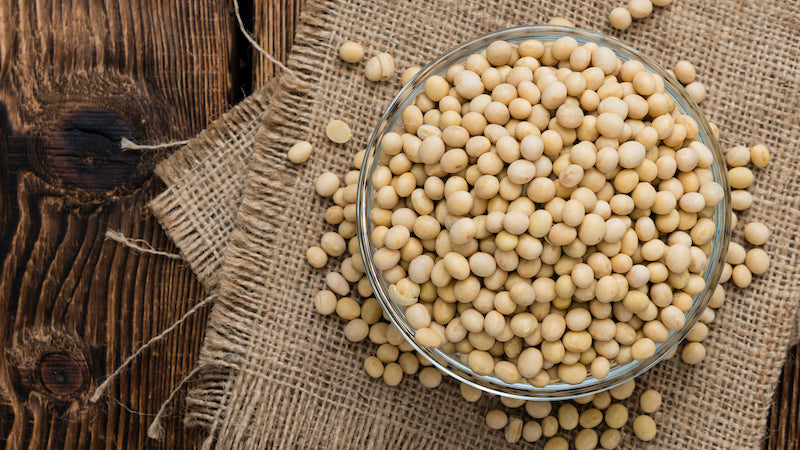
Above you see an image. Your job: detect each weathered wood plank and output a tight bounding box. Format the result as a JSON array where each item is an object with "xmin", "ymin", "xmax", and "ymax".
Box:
[
  {"xmin": 253, "ymin": 0, "xmax": 306, "ymax": 87},
  {"xmin": 0, "ymin": 1, "xmax": 237, "ymax": 448},
  {"xmin": 767, "ymin": 345, "xmax": 799, "ymax": 450}
]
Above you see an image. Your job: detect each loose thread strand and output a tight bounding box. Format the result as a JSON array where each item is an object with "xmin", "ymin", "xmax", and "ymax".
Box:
[
  {"xmin": 120, "ymin": 137, "xmax": 191, "ymax": 151},
  {"xmin": 232, "ymin": 0, "xmax": 294, "ymax": 74},
  {"xmin": 89, "ymin": 295, "xmax": 215, "ymax": 403},
  {"xmin": 104, "ymin": 230, "xmax": 183, "ymax": 260},
  {"xmin": 147, "ymin": 363, "xmax": 208, "ymax": 440},
  {"xmin": 119, "ymin": 0, "xmax": 292, "ymax": 155}
]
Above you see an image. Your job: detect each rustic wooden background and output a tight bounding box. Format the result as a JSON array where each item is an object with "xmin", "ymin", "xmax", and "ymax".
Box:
[{"xmin": 0, "ymin": 1, "xmax": 796, "ymax": 448}]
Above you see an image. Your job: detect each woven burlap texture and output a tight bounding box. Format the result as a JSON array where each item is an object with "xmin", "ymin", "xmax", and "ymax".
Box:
[
  {"xmin": 149, "ymin": 79, "xmax": 279, "ymax": 288},
  {"xmin": 151, "ymin": 0, "xmax": 800, "ymax": 448}
]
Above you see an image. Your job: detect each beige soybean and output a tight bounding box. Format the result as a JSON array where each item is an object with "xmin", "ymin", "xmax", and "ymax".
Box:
[
  {"xmin": 316, "ymin": 172, "xmax": 340, "ymax": 197},
  {"xmin": 579, "ymin": 408, "xmax": 604, "ymax": 428},
  {"xmin": 548, "ymin": 16, "xmax": 575, "ymax": 26},
  {"xmin": 744, "ymin": 222, "xmax": 769, "ymax": 245},
  {"xmin": 732, "ymin": 264, "xmax": 753, "ymax": 288},
  {"xmin": 728, "ymin": 166, "xmax": 754, "ymax": 189},
  {"xmin": 686, "ymin": 81, "xmax": 707, "ymax": 103},
  {"xmin": 731, "ymin": 189, "xmax": 754, "ymax": 210},
  {"xmin": 629, "ymin": 0, "xmax": 653, "ymax": 18},
  {"xmin": 460, "ymin": 382, "xmax": 482, "ymax": 402},
  {"xmin": 681, "ymin": 341, "xmax": 707, "ymax": 364},
  {"xmin": 746, "ymin": 248, "xmax": 770, "ymax": 275},
  {"xmin": 415, "ymin": 327, "xmax": 442, "ymax": 348},
  {"xmin": 339, "ymin": 41, "xmax": 364, "ymax": 63},
  {"xmin": 557, "ymin": 403, "xmax": 579, "ymax": 430},
  {"xmin": 486, "ymin": 409, "xmax": 509, "ymax": 430},
  {"xmin": 592, "ymin": 391, "xmax": 612, "ymax": 410},
  {"xmin": 750, "ymin": 144, "xmax": 770, "ymax": 168},
  {"xmin": 522, "ymin": 421, "xmax": 543, "ymax": 442},
  {"xmin": 288, "ymin": 140, "xmax": 313, "ymax": 163},
  {"xmin": 525, "ymin": 400, "xmax": 552, "ymax": 419},
  {"xmin": 307, "ymin": 246, "xmax": 328, "ymax": 268},
  {"xmin": 504, "ymin": 416, "xmax": 524, "ymax": 443},
  {"xmin": 500, "ymin": 396, "xmax": 526, "ymax": 409},
  {"xmin": 344, "ymin": 319, "xmax": 369, "ymax": 342},
  {"xmin": 639, "ymin": 389, "xmax": 662, "ymax": 413},
  {"xmin": 314, "ymin": 290, "xmax": 338, "ymax": 315},
  {"xmin": 495, "ymin": 360, "xmax": 523, "ymax": 384},
  {"xmin": 558, "ymin": 362, "xmax": 588, "ymax": 384},
  {"xmin": 468, "ymin": 350, "xmax": 494, "ymax": 375},
  {"xmin": 365, "ymin": 52, "xmax": 395, "ymax": 81},
  {"xmin": 660, "ymin": 305, "xmax": 686, "ymax": 330},
  {"xmin": 610, "ymin": 379, "xmax": 636, "ymax": 400},
  {"xmin": 364, "ymin": 356, "xmax": 384, "ymax": 378},
  {"xmin": 633, "ymin": 414, "xmax": 657, "ymax": 441},
  {"xmin": 600, "ymin": 429, "xmax": 622, "ymax": 449},
  {"xmin": 326, "ymin": 119, "xmax": 352, "ymax": 143},
  {"xmin": 383, "ymin": 362, "xmax": 403, "ymax": 386},
  {"xmin": 726, "ymin": 145, "xmax": 751, "ymax": 167},
  {"xmin": 590, "ymin": 356, "xmax": 611, "ymax": 379},
  {"xmin": 632, "ymin": 337, "xmax": 656, "ymax": 360},
  {"xmin": 418, "ymin": 367, "xmax": 442, "ymax": 388},
  {"xmin": 406, "ymin": 303, "xmax": 432, "ymax": 329},
  {"xmin": 574, "ymin": 429, "xmax": 599, "ymax": 450},
  {"xmin": 674, "ymin": 60, "xmax": 696, "ymax": 85},
  {"xmin": 517, "ymin": 347, "xmax": 544, "ymax": 378},
  {"xmin": 397, "ymin": 354, "xmax": 419, "ymax": 375},
  {"xmin": 336, "ymin": 297, "xmax": 360, "ymax": 320},
  {"xmin": 543, "ymin": 436, "xmax": 568, "ymax": 450},
  {"xmin": 604, "ymin": 403, "xmax": 629, "ymax": 429},
  {"xmin": 609, "ymin": 7, "xmax": 632, "ymax": 30}
]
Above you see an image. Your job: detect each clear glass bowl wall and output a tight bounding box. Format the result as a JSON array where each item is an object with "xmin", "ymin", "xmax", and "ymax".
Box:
[{"xmin": 357, "ymin": 25, "xmax": 731, "ymax": 400}]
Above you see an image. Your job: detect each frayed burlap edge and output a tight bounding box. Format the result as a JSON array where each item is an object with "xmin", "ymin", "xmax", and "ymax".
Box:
[{"xmin": 149, "ymin": 79, "xmax": 279, "ymax": 288}]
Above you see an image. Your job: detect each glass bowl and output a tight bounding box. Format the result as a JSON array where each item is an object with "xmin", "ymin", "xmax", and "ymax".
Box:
[{"xmin": 356, "ymin": 25, "xmax": 731, "ymax": 400}]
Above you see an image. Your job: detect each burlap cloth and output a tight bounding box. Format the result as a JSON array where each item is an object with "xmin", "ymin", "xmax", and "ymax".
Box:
[
  {"xmin": 150, "ymin": 78, "xmax": 279, "ymax": 288},
  {"xmin": 149, "ymin": 0, "xmax": 800, "ymax": 448}
]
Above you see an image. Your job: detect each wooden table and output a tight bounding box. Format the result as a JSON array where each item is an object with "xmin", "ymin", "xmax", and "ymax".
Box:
[{"xmin": 0, "ymin": 2, "xmax": 796, "ymax": 448}]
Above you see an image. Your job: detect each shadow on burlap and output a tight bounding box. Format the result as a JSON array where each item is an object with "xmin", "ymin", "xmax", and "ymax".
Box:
[{"xmin": 149, "ymin": 0, "xmax": 800, "ymax": 448}]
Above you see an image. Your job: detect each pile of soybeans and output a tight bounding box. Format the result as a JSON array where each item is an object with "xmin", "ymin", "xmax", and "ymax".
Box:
[{"xmin": 298, "ymin": 16, "xmax": 771, "ymax": 448}]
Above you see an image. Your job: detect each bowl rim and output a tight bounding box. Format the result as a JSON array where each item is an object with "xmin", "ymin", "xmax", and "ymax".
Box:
[{"xmin": 357, "ymin": 24, "xmax": 732, "ymax": 400}]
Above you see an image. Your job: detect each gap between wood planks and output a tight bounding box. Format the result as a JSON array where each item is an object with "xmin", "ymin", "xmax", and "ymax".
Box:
[{"xmin": 233, "ymin": 0, "xmax": 256, "ymax": 102}]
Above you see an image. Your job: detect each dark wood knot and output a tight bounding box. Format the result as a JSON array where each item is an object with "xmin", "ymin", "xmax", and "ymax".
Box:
[
  {"xmin": 7, "ymin": 332, "xmax": 92, "ymax": 407},
  {"xmin": 44, "ymin": 105, "xmax": 142, "ymax": 191},
  {"xmin": 37, "ymin": 352, "xmax": 87, "ymax": 397}
]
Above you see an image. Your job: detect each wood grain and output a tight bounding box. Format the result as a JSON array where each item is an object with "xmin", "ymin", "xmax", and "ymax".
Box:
[
  {"xmin": 767, "ymin": 345, "xmax": 799, "ymax": 450},
  {"xmin": 253, "ymin": 0, "xmax": 307, "ymax": 87},
  {"xmin": 0, "ymin": 0, "xmax": 236, "ymax": 448}
]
